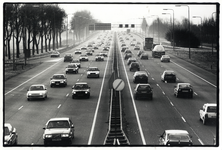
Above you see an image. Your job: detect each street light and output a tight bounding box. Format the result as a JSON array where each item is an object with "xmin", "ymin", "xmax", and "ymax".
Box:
[
  {"xmin": 192, "ymin": 16, "xmax": 202, "ymax": 48},
  {"xmin": 163, "ymin": 8, "xmax": 175, "ymax": 51},
  {"xmin": 175, "ymin": 5, "xmax": 191, "ymax": 59},
  {"xmin": 151, "ymin": 15, "xmax": 159, "ymax": 44}
]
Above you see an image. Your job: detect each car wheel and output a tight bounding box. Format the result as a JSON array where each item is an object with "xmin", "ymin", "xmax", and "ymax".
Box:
[
  {"xmin": 190, "ymin": 94, "xmax": 193, "ymax": 98},
  {"xmin": 66, "ymin": 72, "xmax": 68, "ymax": 74},
  {"xmin": 45, "ymin": 95, "xmax": 47, "ymax": 99},
  {"xmin": 14, "ymin": 138, "xmax": 18, "ymax": 145},
  {"xmin": 50, "ymin": 84, "xmax": 53, "ymax": 88},
  {"xmin": 44, "ymin": 141, "xmax": 48, "ymax": 145},
  {"xmin": 72, "ymin": 95, "xmax": 75, "ymax": 99},
  {"xmin": 150, "ymin": 95, "xmax": 153, "ymax": 100},
  {"xmin": 203, "ymin": 118, "xmax": 207, "ymax": 125},
  {"xmin": 27, "ymin": 98, "xmax": 30, "ymax": 101}
]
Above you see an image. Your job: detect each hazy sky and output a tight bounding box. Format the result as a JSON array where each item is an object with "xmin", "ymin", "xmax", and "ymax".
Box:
[{"xmin": 58, "ymin": 3, "xmax": 217, "ymax": 25}]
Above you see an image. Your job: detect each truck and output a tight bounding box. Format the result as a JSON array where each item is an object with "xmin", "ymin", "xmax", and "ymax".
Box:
[{"xmin": 143, "ymin": 37, "xmax": 153, "ymax": 50}]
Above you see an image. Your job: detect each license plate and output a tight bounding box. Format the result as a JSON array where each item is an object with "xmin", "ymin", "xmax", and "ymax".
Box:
[
  {"xmin": 182, "ymin": 90, "xmax": 189, "ymax": 92},
  {"xmin": 56, "ymin": 83, "xmax": 59, "ymax": 85},
  {"xmin": 52, "ymin": 139, "xmax": 61, "ymax": 141},
  {"xmin": 141, "ymin": 91, "xmax": 147, "ymax": 93}
]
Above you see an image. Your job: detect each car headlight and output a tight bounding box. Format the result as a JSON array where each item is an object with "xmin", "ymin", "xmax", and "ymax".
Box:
[
  {"xmin": 28, "ymin": 93, "xmax": 32, "ymax": 96},
  {"xmin": 45, "ymin": 134, "xmax": 52, "ymax": 138},
  {"xmin": 96, "ymin": 72, "xmax": 99, "ymax": 74},
  {"xmin": 51, "ymin": 81, "xmax": 55, "ymax": 83},
  {"xmin": 61, "ymin": 134, "xmax": 69, "ymax": 137},
  {"xmin": 85, "ymin": 91, "xmax": 88, "ymax": 94},
  {"xmin": 60, "ymin": 80, "xmax": 64, "ymax": 83},
  {"xmin": 39, "ymin": 93, "xmax": 43, "ymax": 95},
  {"xmin": 73, "ymin": 91, "xmax": 76, "ymax": 94}
]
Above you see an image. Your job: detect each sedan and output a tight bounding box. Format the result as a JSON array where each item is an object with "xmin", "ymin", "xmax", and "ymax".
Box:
[
  {"xmin": 124, "ymin": 53, "xmax": 132, "ymax": 60},
  {"xmin": 199, "ymin": 103, "xmax": 217, "ymax": 125},
  {"xmin": 4, "ymin": 123, "xmax": 18, "ymax": 145},
  {"xmin": 87, "ymin": 67, "xmax": 100, "ymax": 78},
  {"xmin": 174, "ymin": 83, "xmax": 193, "ymax": 98},
  {"xmin": 27, "ymin": 84, "xmax": 48, "ymax": 101},
  {"xmin": 137, "ymin": 50, "xmax": 144, "ymax": 57},
  {"xmin": 70, "ymin": 59, "xmax": 81, "ymax": 68},
  {"xmin": 134, "ymin": 84, "xmax": 153, "ymax": 100},
  {"xmin": 65, "ymin": 64, "xmax": 79, "ymax": 74},
  {"xmin": 72, "ymin": 82, "xmax": 90, "ymax": 99},
  {"xmin": 140, "ymin": 53, "xmax": 149, "ymax": 60},
  {"xmin": 43, "ymin": 117, "xmax": 74, "ymax": 145},
  {"xmin": 50, "ymin": 51, "xmax": 60, "ymax": 57},
  {"xmin": 133, "ymin": 71, "xmax": 148, "ymax": 83},
  {"xmin": 74, "ymin": 48, "xmax": 82, "ymax": 54},
  {"xmin": 79, "ymin": 55, "xmax": 89, "ymax": 61},
  {"xmin": 50, "ymin": 74, "xmax": 67, "ymax": 87},
  {"xmin": 127, "ymin": 57, "xmax": 137, "ymax": 65},
  {"xmin": 160, "ymin": 55, "xmax": 170, "ymax": 62},
  {"xmin": 129, "ymin": 62, "xmax": 140, "ymax": 72},
  {"xmin": 95, "ymin": 54, "xmax": 104, "ymax": 61},
  {"xmin": 161, "ymin": 70, "xmax": 176, "ymax": 83}
]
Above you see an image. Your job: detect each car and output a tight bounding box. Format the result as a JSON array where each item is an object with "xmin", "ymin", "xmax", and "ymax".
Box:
[
  {"xmin": 27, "ymin": 84, "xmax": 48, "ymax": 101},
  {"xmin": 50, "ymin": 74, "xmax": 67, "ymax": 87},
  {"xmin": 137, "ymin": 50, "xmax": 144, "ymax": 57},
  {"xmin": 121, "ymin": 46, "xmax": 128, "ymax": 52},
  {"xmin": 70, "ymin": 59, "xmax": 81, "ymax": 68},
  {"xmin": 124, "ymin": 53, "xmax": 132, "ymax": 60},
  {"xmin": 72, "ymin": 82, "xmax": 90, "ymax": 99},
  {"xmin": 121, "ymin": 43, "xmax": 126, "ymax": 47},
  {"xmin": 161, "ymin": 55, "xmax": 170, "ymax": 62},
  {"xmin": 130, "ymin": 43, "xmax": 135, "ymax": 46},
  {"xmin": 64, "ymin": 53, "xmax": 73, "ymax": 62},
  {"xmin": 199, "ymin": 103, "xmax": 217, "ymax": 125},
  {"xmin": 159, "ymin": 130, "xmax": 192, "ymax": 146},
  {"xmin": 74, "ymin": 48, "xmax": 82, "ymax": 54},
  {"xmin": 127, "ymin": 57, "xmax": 137, "ymax": 65},
  {"xmin": 100, "ymin": 52, "xmax": 108, "ymax": 57},
  {"xmin": 51, "ymin": 51, "xmax": 60, "ymax": 57},
  {"xmin": 87, "ymin": 67, "xmax": 100, "ymax": 78},
  {"xmin": 140, "ymin": 53, "xmax": 149, "ymax": 59},
  {"xmin": 161, "ymin": 70, "xmax": 176, "ymax": 83},
  {"xmin": 4, "ymin": 123, "xmax": 18, "ymax": 145},
  {"xmin": 79, "ymin": 55, "xmax": 89, "ymax": 61},
  {"xmin": 103, "ymin": 47, "xmax": 109, "ymax": 51},
  {"xmin": 65, "ymin": 64, "xmax": 79, "ymax": 74},
  {"xmin": 129, "ymin": 62, "xmax": 140, "ymax": 71},
  {"xmin": 124, "ymin": 49, "xmax": 132, "ymax": 54},
  {"xmin": 81, "ymin": 47, "xmax": 87, "ymax": 50},
  {"xmin": 133, "ymin": 71, "xmax": 148, "ymax": 83},
  {"xmin": 94, "ymin": 46, "xmax": 99, "ymax": 49},
  {"xmin": 174, "ymin": 83, "xmax": 193, "ymax": 98},
  {"xmin": 86, "ymin": 50, "xmax": 93, "ymax": 56},
  {"xmin": 95, "ymin": 54, "xmax": 104, "ymax": 61},
  {"xmin": 134, "ymin": 84, "xmax": 153, "ymax": 100},
  {"xmin": 43, "ymin": 117, "xmax": 74, "ymax": 145},
  {"xmin": 134, "ymin": 46, "xmax": 140, "ymax": 50}
]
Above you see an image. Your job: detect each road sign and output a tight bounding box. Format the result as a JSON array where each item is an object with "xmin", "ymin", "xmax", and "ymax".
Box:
[
  {"xmin": 113, "ymin": 79, "xmax": 125, "ymax": 91},
  {"xmin": 89, "ymin": 23, "xmax": 111, "ymax": 30}
]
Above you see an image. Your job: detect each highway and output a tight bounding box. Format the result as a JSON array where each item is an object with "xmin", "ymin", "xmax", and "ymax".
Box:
[{"xmin": 4, "ymin": 31, "xmax": 217, "ymax": 146}]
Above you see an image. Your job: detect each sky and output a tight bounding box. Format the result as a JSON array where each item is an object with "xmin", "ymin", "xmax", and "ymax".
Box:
[{"xmin": 58, "ymin": 3, "xmax": 217, "ymax": 26}]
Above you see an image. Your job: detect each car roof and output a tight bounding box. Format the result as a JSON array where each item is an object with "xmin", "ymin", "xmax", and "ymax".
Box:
[
  {"xmin": 53, "ymin": 74, "xmax": 65, "ymax": 76},
  {"xmin": 204, "ymin": 103, "xmax": 217, "ymax": 107},
  {"xmin": 135, "ymin": 71, "xmax": 147, "ymax": 74},
  {"xmin": 48, "ymin": 117, "xmax": 70, "ymax": 121},
  {"xmin": 177, "ymin": 83, "xmax": 191, "ymax": 86},
  {"xmin": 4, "ymin": 123, "xmax": 12, "ymax": 128},
  {"xmin": 30, "ymin": 84, "xmax": 45, "ymax": 87},
  {"xmin": 137, "ymin": 83, "xmax": 151, "ymax": 86},
  {"xmin": 165, "ymin": 130, "xmax": 189, "ymax": 134},
  {"xmin": 75, "ymin": 82, "xmax": 88, "ymax": 85},
  {"xmin": 88, "ymin": 67, "xmax": 98, "ymax": 69}
]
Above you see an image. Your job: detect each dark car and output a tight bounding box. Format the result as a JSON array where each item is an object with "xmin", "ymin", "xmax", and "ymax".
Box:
[
  {"xmin": 127, "ymin": 57, "xmax": 137, "ymax": 65},
  {"xmin": 137, "ymin": 50, "xmax": 144, "ymax": 57},
  {"xmin": 72, "ymin": 82, "xmax": 90, "ymax": 99},
  {"xmin": 86, "ymin": 50, "xmax": 93, "ymax": 56},
  {"xmin": 161, "ymin": 70, "xmax": 176, "ymax": 83},
  {"xmin": 65, "ymin": 64, "xmax": 79, "ymax": 74},
  {"xmin": 140, "ymin": 53, "xmax": 149, "ymax": 60},
  {"xmin": 134, "ymin": 84, "xmax": 153, "ymax": 100},
  {"xmin": 124, "ymin": 49, "xmax": 132, "ymax": 54},
  {"xmin": 95, "ymin": 54, "xmax": 104, "ymax": 61},
  {"xmin": 133, "ymin": 71, "xmax": 148, "ymax": 83},
  {"xmin": 134, "ymin": 46, "xmax": 140, "ymax": 50},
  {"xmin": 174, "ymin": 83, "xmax": 193, "ymax": 98},
  {"xmin": 64, "ymin": 53, "xmax": 73, "ymax": 62},
  {"xmin": 129, "ymin": 62, "xmax": 140, "ymax": 71},
  {"xmin": 4, "ymin": 123, "xmax": 18, "ymax": 145},
  {"xmin": 121, "ymin": 46, "xmax": 128, "ymax": 52},
  {"xmin": 50, "ymin": 74, "xmax": 67, "ymax": 87},
  {"xmin": 124, "ymin": 53, "xmax": 132, "ymax": 60},
  {"xmin": 43, "ymin": 117, "xmax": 74, "ymax": 145}
]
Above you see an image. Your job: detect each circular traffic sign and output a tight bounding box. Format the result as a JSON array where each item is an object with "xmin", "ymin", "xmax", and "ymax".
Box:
[{"xmin": 113, "ymin": 79, "xmax": 125, "ymax": 91}]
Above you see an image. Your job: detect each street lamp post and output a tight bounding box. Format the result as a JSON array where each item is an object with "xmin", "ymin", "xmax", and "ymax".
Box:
[
  {"xmin": 163, "ymin": 8, "xmax": 175, "ymax": 50},
  {"xmin": 162, "ymin": 12, "xmax": 172, "ymax": 47},
  {"xmin": 192, "ymin": 16, "xmax": 202, "ymax": 48},
  {"xmin": 151, "ymin": 15, "xmax": 159, "ymax": 44},
  {"xmin": 176, "ymin": 5, "xmax": 191, "ymax": 59}
]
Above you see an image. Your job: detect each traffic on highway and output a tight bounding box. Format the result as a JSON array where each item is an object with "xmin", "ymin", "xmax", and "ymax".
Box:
[{"xmin": 4, "ymin": 3, "xmax": 218, "ymax": 148}]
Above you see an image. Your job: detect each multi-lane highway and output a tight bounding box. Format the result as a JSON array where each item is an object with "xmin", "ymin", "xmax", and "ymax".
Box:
[{"xmin": 4, "ymin": 31, "xmax": 217, "ymax": 146}]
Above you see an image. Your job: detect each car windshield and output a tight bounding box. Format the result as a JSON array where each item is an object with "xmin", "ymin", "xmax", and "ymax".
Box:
[
  {"xmin": 165, "ymin": 72, "xmax": 175, "ymax": 75},
  {"xmin": 65, "ymin": 54, "xmax": 71, "ymax": 56},
  {"xmin": 52, "ymin": 75, "xmax": 65, "ymax": 79},
  {"xmin": 137, "ymin": 85, "xmax": 151, "ymax": 91},
  {"xmin": 88, "ymin": 68, "xmax": 99, "ymax": 71},
  {"xmin": 47, "ymin": 121, "xmax": 70, "ymax": 128},
  {"xmin": 74, "ymin": 84, "xmax": 88, "ymax": 89},
  {"xmin": 168, "ymin": 134, "xmax": 190, "ymax": 141},
  {"xmin": 207, "ymin": 106, "xmax": 217, "ymax": 112},
  {"xmin": 4, "ymin": 127, "xmax": 10, "ymax": 135},
  {"xmin": 30, "ymin": 85, "xmax": 44, "ymax": 91},
  {"xmin": 179, "ymin": 84, "xmax": 191, "ymax": 88},
  {"xmin": 68, "ymin": 65, "xmax": 76, "ymax": 68}
]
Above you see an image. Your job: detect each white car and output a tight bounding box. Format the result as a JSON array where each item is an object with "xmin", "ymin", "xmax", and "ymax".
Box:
[
  {"xmin": 70, "ymin": 59, "xmax": 81, "ymax": 68},
  {"xmin": 87, "ymin": 67, "xmax": 100, "ymax": 78},
  {"xmin": 27, "ymin": 84, "xmax": 48, "ymax": 101},
  {"xmin": 74, "ymin": 48, "xmax": 82, "ymax": 54},
  {"xmin": 199, "ymin": 103, "xmax": 217, "ymax": 125},
  {"xmin": 159, "ymin": 130, "xmax": 192, "ymax": 146},
  {"xmin": 4, "ymin": 123, "xmax": 18, "ymax": 145},
  {"xmin": 43, "ymin": 117, "xmax": 75, "ymax": 145},
  {"xmin": 79, "ymin": 55, "xmax": 89, "ymax": 61},
  {"xmin": 161, "ymin": 70, "xmax": 176, "ymax": 83},
  {"xmin": 160, "ymin": 55, "xmax": 170, "ymax": 62},
  {"xmin": 95, "ymin": 54, "xmax": 104, "ymax": 61}
]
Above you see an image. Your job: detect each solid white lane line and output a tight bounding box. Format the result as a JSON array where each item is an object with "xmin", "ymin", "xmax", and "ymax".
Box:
[
  {"xmin": 18, "ymin": 106, "xmax": 23, "ymax": 110},
  {"xmin": 194, "ymin": 92, "xmax": 198, "ymax": 95},
  {"xmin": 66, "ymin": 93, "xmax": 69, "ymax": 97},
  {"xmin": 171, "ymin": 60, "xmax": 217, "ymax": 88},
  {"xmin": 5, "ymin": 59, "xmax": 63, "ymax": 95},
  {"xmin": 88, "ymin": 47, "xmax": 110, "ymax": 145},
  {"xmin": 120, "ymin": 46, "xmax": 146, "ymax": 145},
  {"xmin": 57, "ymin": 104, "xmax": 61, "ymax": 108},
  {"xmin": 181, "ymin": 117, "xmax": 186, "ymax": 122},
  {"xmin": 198, "ymin": 139, "xmax": 204, "ymax": 145}
]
